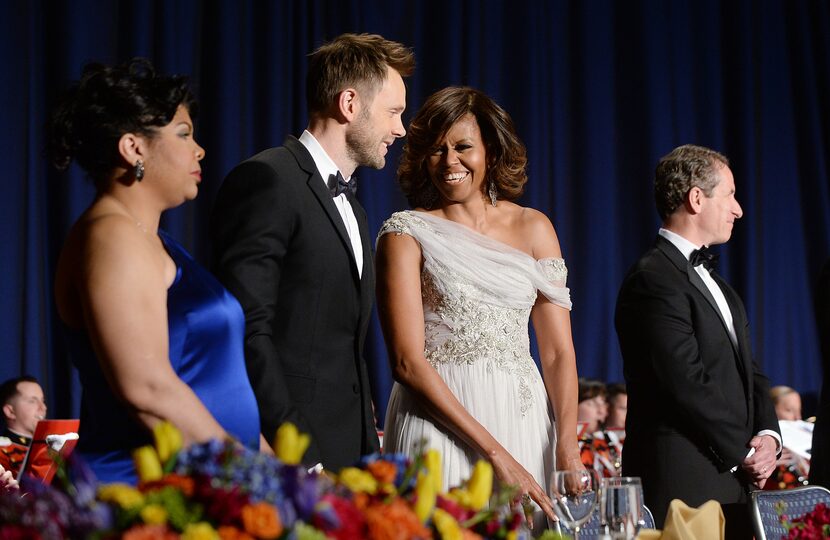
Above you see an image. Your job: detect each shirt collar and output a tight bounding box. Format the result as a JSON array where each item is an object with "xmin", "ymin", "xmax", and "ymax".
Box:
[
  {"xmin": 658, "ymin": 228, "xmax": 702, "ymax": 261},
  {"xmin": 298, "ymin": 130, "xmax": 351, "ymax": 185}
]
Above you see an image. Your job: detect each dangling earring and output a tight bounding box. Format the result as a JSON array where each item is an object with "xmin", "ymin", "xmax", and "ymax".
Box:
[
  {"xmin": 134, "ymin": 160, "xmax": 145, "ymax": 182},
  {"xmin": 488, "ymin": 179, "xmax": 498, "ymax": 207}
]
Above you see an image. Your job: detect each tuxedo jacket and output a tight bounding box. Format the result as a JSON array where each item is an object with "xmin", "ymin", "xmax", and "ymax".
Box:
[
  {"xmin": 809, "ymin": 259, "xmax": 830, "ymax": 487},
  {"xmin": 210, "ymin": 136, "xmax": 379, "ymax": 471},
  {"xmin": 615, "ymin": 235, "xmax": 779, "ymax": 526}
]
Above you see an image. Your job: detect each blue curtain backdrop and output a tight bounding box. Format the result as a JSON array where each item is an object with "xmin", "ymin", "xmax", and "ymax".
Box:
[{"xmin": 2, "ymin": 0, "xmax": 829, "ymax": 425}]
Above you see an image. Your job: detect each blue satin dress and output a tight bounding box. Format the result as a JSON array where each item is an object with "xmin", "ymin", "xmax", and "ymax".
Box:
[{"xmin": 66, "ymin": 230, "xmax": 260, "ymax": 484}]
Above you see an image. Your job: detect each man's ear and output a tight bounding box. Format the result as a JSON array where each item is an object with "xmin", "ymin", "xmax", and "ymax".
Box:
[
  {"xmin": 2, "ymin": 403, "xmax": 15, "ymax": 421},
  {"xmin": 686, "ymin": 186, "xmax": 704, "ymax": 214},
  {"xmin": 117, "ymin": 132, "xmax": 147, "ymax": 167},
  {"xmin": 337, "ymin": 88, "xmax": 360, "ymax": 123}
]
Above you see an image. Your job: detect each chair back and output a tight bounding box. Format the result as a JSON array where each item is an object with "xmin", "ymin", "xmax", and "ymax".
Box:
[
  {"xmin": 642, "ymin": 504, "xmax": 655, "ymax": 529},
  {"xmin": 750, "ymin": 485, "xmax": 830, "ymax": 540}
]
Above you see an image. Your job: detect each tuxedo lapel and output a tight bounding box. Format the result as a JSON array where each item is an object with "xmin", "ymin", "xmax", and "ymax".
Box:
[
  {"xmin": 715, "ymin": 274, "xmax": 752, "ymax": 392},
  {"xmin": 285, "ymin": 138, "xmax": 360, "ymax": 282},
  {"xmin": 351, "ymin": 197, "xmax": 374, "ymax": 324},
  {"xmin": 685, "ymin": 266, "xmax": 741, "ymax": 358},
  {"xmin": 655, "ymin": 236, "xmax": 740, "ymax": 358}
]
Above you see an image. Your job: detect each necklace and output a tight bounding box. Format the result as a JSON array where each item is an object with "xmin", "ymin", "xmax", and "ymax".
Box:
[{"xmin": 108, "ymin": 196, "xmax": 151, "ymax": 235}]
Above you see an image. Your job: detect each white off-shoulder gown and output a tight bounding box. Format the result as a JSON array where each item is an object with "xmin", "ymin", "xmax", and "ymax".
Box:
[{"xmin": 379, "ymin": 210, "xmax": 572, "ymax": 504}]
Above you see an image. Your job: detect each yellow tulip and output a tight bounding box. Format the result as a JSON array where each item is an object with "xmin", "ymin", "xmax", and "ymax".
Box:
[
  {"xmin": 274, "ymin": 422, "xmax": 310, "ymax": 465},
  {"xmin": 466, "ymin": 460, "xmax": 493, "ymax": 510},
  {"xmin": 433, "ymin": 508, "xmax": 462, "ymax": 540},
  {"xmin": 414, "ymin": 470, "xmax": 437, "ymax": 522},
  {"xmin": 181, "ymin": 522, "xmax": 220, "ymax": 540},
  {"xmin": 424, "ymin": 449, "xmax": 442, "ymax": 493},
  {"xmin": 97, "ymin": 483, "xmax": 145, "ymax": 509},
  {"xmin": 133, "ymin": 445, "xmax": 163, "ymax": 482},
  {"xmin": 446, "ymin": 487, "xmax": 473, "ymax": 508},
  {"xmin": 140, "ymin": 503, "xmax": 168, "ymax": 525},
  {"xmin": 153, "ymin": 421, "xmax": 182, "ymax": 464},
  {"xmin": 338, "ymin": 467, "xmax": 378, "ymax": 494}
]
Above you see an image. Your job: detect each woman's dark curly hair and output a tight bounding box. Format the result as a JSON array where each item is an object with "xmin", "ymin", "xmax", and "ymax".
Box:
[
  {"xmin": 49, "ymin": 58, "xmax": 196, "ymax": 186},
  {"xmin": 397, "ymin": 86, "xmax": 528, "ymax": 209}
]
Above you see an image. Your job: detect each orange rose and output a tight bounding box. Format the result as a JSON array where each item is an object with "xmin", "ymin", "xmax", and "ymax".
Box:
[
  {"xmin": 162, "ymin": 473, "xmax": 196, "ymax": 496},
  {"xmin": 241, "ymin": 502, "xmax": 283, "ymax": 539},
  {"xmin": 353, "ymin": 492, "xmax": 370, "ymax": 511},
  {"xmin": 364, "ymin": 499, "xmax": 432, "ymax": 540},
  {"xmin": 140, "ymin": 473, "xmax": 196, "ymax": 497},
  {"xmin": 217, "ymin": 525, "xmax": 255, "ymax": 540},
  {"xmin": 366, "ymin": 461, "xmax": 397, "ymax": 484}
]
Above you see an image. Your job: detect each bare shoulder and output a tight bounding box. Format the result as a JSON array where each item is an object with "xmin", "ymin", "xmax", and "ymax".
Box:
[
  {"xmin": 376, "ymin": 225, "xmax": 422, "ymax": 262},
  {"xmin": 509, "ymin": 204, "xmax": 562, "ymax": 259},
  {"xmin": 80, "ymin": 214, "xmax": 169, "ymax": 284},
  {"xmin": 56, "ymin": 212, "xmax": 169, "ymax": 326}
]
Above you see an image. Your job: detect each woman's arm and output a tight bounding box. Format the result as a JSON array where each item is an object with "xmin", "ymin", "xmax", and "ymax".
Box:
[
  {"xmin": 527, "ymin": 211, "xmax": 582, "ymax": 470},
  {"xmin": 78, "ymin": 216, "xmax": 228, "ymax": 446},
  {"xmin": 376, "ymin": 232, "xmax": 554, "ymax": 518},
  {"xmin": 531, "ymin": 301, "xmax": 582, "ymax": 469}
]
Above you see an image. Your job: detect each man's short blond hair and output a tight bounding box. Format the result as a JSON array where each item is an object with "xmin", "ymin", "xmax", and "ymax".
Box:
[{"xmin": 306, "ymin": 33, "xmax": 414, "ymax": 115}]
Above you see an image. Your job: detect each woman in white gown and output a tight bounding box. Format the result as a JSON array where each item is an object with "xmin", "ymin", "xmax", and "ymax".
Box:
[{"xmin": 376, "ymin": 87, "xmax": 582, "ymax": 525}]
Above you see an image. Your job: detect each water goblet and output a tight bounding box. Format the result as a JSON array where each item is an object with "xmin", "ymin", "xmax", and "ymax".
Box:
[
  {"xmin": 549, "ymin": 469, "xmax": 600, "ymax": 539},
  {"xmin": 600, "ymin": 476, "xmax": 644, "ymax": 539}
]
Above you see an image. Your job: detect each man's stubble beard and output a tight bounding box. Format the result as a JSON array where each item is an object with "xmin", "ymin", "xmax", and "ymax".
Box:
[{"xmin": 345, "ymin": 108, "xmax": 385, "ymax": 170}]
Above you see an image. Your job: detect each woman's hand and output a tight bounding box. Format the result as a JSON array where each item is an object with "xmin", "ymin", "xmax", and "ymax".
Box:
[
  {"xmin": 0, "ymin": 465, "xmax": 19, "ymax": 491},
  {"xmin": 259, "ymin": 433, "xmax": 275, "ymax": 456},
  {"xmin": 489, "ymin": 449, "xmax": 555, "ymax": 525},
  {"xmin": 556, "ymin": 449, "xmax": 584, "ymax": 472}
]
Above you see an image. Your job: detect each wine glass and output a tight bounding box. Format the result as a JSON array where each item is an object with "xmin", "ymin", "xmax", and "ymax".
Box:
[
  {"xmin": 549, "ymin": 469, "xmax": 600, "ymax": 539},
  {"xmin": 600, "ymin": 476, "xmax": 644, "ymax": 539}
]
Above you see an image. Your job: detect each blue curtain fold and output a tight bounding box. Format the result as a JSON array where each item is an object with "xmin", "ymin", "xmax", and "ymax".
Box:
[{"xmin": 1, "ymin": 0, "xmax": 828, "ymax": 425}]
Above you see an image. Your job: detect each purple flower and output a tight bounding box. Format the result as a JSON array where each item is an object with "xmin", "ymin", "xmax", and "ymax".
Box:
[{"xmin": 66, "ymin": 453, "xmax": 98, "ymax": 506}]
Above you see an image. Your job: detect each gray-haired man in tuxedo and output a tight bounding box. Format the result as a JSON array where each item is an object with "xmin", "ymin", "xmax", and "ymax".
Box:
[{"xmin": 616, "ymin": 144, "xmax": 781, "ymax": 538}]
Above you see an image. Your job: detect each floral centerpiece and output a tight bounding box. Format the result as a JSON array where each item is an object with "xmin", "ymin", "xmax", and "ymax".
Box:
[
  {"xmin": 0, "ymin": 422, "xmax": 533, "ymax": 539},
  {"xmin": 779, "ymin": 501, "xmax": 830, "ymax": 539}
]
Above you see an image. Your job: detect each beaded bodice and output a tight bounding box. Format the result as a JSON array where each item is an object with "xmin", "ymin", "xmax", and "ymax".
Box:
[{"xmin": 378, "ymin": 210, "xmax": 570, "ymax": 376}]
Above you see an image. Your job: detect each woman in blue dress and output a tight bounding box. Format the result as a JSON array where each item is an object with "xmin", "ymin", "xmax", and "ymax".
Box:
[{"xmin": 50, "ymin": 59, "xmax": 267, "ymax": 484}]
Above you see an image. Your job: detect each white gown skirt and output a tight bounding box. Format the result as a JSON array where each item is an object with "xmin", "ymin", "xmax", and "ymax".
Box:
[{"xmin": 383, "ymin": 359, "xmax": 556, "ymax": 496}]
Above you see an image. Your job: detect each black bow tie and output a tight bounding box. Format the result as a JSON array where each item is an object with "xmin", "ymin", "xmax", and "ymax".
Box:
[
  {"xmin": 328, "ymin": 172, "xmax": 357, "ymax": 198},
  {"xmin": 690, "ymin": 246, "xmax": 719, "ymax": 270}
]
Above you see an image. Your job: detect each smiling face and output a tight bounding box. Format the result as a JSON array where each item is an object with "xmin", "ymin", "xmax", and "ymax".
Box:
[
  {"xmin": 345, "ymin": 66, "xmax": 407, "ymax": 170},
  {"xmin": 696, "ymin": 164, "xmax": 743, "ymax": 246},
  {"xmin": 426, "ymin": 114, "xmax": 488, "ymax": 206},
  {"xmin": 142, "ymin": 105, "xmax": 205, "ymax": 204},
  {"xmin": 3, "ymin": 381, "xmax": 47, "ymax": 437}
]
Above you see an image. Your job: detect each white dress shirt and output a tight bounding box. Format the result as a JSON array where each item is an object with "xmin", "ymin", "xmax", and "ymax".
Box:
[
  {"xmin": 659, "ymin": 228, "xmax": 737, "ymax": 346},
  {"xmin": 658, "ymin": 228, "xmax": 782, "ymax": 457},
  {"xmin": 299, "ymin": 130, "xmax": 363, "ymax": 277}
]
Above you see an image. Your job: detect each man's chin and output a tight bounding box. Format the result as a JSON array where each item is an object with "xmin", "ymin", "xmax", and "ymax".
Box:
[{"xmin": 362, "ymin": 157, "xmax": 385, "ymax": 170}]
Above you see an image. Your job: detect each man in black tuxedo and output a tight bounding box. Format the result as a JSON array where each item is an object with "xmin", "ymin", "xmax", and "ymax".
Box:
[
  {"xmin": 210, "ymin": 34, "xmax": 414, "ymax": 471},
  {"xmin": 809, "ymin": 259, "xmax": 830, "ymax": 487},
  {"xmin": 616, "ymin": 145, "xmax": 781, "ymax": 537}
]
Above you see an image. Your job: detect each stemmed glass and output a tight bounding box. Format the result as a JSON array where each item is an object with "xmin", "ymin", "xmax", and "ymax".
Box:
[
  {"xmin": 549, "ymin": 469, "xmax": 600, "ymax": 539},
  {"xmin": 600, "ymin": 476, "xmax": 644, "ymax": 539}
]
